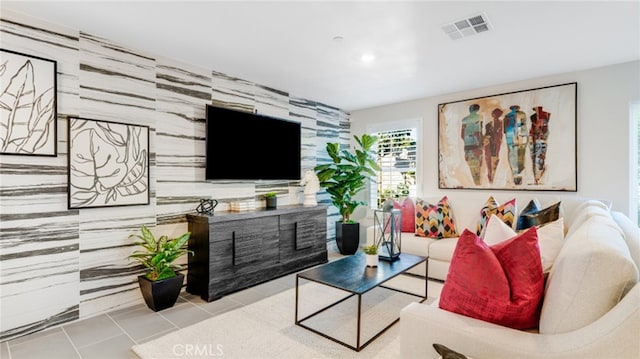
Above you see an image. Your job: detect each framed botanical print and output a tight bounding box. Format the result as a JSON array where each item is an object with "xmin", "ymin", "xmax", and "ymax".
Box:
[
  {"xmin": 68, "ymin": 117, "xmax": 150, "ymax": 209},
  {"xmin": 0, "ymin": 49, "xmax": 57, "ymax": 156},
  {"xmin": 438, "ymin": 82, "xmax": 577, "ymax": 191}
]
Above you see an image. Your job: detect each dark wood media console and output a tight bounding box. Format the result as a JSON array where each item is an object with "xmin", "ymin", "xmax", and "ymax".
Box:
[{"xmin": 186, "ymin": 205, "xmax": 328, "ymax": 301}]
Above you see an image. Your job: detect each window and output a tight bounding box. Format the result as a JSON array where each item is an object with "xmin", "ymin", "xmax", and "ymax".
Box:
[{"xmin": 372, "ymin": 128, "xmax": 417, "ymax": 207}]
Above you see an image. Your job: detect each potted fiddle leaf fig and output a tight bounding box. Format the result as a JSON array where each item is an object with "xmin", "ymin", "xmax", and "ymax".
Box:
[
  {"xmin": 314, "ymin": 134, "xmax": 380, "ymax": 255},
  {"xmin": 128, "ymin": 225, "xmax": 193, "ymax": 311}
]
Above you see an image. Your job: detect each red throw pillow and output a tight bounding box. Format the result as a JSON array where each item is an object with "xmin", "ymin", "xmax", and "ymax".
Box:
[
  {"xmin": 393, "ymin": 197, "xmax": 416, "ymax": 232},
  {"xmin": 439, "ymin": 227, "xmax": 544, "ymax": 329}
]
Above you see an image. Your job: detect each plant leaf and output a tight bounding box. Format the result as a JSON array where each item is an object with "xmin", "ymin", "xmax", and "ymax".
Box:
[{"xmin": 0, "ymin": 60, "xmax": 35, "ymax": 152}]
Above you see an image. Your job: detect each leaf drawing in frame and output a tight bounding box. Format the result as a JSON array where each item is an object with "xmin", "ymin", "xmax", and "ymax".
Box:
[
  {"xmin": 0, "ymin": 49, "xmax": 57, "ymax": 156},
  {"xmin": 68, "ymin": 117, "xmax": 150, "ymax": 209}
]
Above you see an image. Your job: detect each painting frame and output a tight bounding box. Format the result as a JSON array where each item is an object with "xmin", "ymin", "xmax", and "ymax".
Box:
[
  {"xmin": 0, "ymin": 48, "xmax": 58, "ymax": 156},
  {"xmin": 438, "ymin": 82, "xmax": 577, "ymax": 191},
  {"xmin": 68, "ymin": 117, "xmax": 150, "ymax": 209}
]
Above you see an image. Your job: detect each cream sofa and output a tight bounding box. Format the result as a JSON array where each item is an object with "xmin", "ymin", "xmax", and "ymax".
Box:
[
  {"xmin": 384, "ymin": 195, "xmax": 640, "ymax": 358},
  {"xmin": 366, "ymin": 194, "xmax": 614, "ymax": 281}
]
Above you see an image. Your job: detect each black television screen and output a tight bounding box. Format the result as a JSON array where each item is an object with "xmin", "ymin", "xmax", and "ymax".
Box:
[{"xmin": 205, "ymin": 105, "xmax": 301, "ymax": 180}]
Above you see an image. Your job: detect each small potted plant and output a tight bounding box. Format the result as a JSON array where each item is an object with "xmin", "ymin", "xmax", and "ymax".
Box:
[
  {"xmin": 363, "ymin": 244, "xmax": 379, "ymax": 267},
  {"xmin": 264, "ymin": 191, "xmax": 277, "ymax": 209},
  {"xmin": 128, "ymin": 225, "xmax": 193, "ymax": 311}
]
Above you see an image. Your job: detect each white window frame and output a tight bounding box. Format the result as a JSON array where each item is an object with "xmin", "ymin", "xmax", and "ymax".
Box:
[{"xmin": 367, "ymin": 118, "xmax": 422, "ymax": 208}]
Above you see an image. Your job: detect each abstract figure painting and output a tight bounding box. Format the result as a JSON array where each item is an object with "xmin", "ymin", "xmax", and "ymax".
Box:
[
  {"xmin": 68, "ymin": 117, "xmax": 150, "ymax": 209},
  {"xmin": 0, "ymin": 49, "xmax": 57, "ymax": 156},
  {"xmin": 438, "ymin": 83, "xmax": 577, "ymax": 191}
]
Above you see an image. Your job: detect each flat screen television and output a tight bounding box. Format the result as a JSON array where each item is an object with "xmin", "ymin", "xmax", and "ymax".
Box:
[{"xmin": 205, "ymin": 104, "xmax": 301, "ymax": 180}]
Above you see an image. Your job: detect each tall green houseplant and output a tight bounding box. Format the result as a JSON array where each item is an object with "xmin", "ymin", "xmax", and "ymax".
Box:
[{"xmin": 315, "ymin": 134, "xmax": 380, "ymax": 254}]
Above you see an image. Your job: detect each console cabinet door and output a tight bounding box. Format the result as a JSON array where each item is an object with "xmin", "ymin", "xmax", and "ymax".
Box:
[
  {"xmin": 209, "ymin": 216, "xmax": 279, "ymax": 275},
  {"xmin": 279, "ymin": 209, "xmax": 326, "ymax": 263}
]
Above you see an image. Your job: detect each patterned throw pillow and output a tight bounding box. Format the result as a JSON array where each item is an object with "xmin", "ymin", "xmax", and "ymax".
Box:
[
  {"xmin": 393, "ymin": 197, "xmax": 416, "ymax": 232},
  {"xmin": 516, "ymin": 199, "xmax": 541, "ymax": 231},
  {"xmin": 476, "ymin": 196, "xmax": 516, "ymax": 236},
  {"xmin": 415, "ymin": 196, "xmax": 458, "ymax": 239},
  {"xmin": 439, "ymin": 227, "xmax": 545, "ymax": 330},
  {"xmin": 517, "ymin": 201, "xmax": 561, "ymax": 230}
]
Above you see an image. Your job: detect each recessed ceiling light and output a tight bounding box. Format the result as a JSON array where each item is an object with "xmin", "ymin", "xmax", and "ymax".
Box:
[{"xmin": 360, "ymin": 53, "xmax": 376, "ymax": 63}]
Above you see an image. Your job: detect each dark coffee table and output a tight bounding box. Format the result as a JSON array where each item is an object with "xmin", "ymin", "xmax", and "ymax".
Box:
[{"xmin": 295, "ymin": 252, "xmax": 427, "ymax": 351}]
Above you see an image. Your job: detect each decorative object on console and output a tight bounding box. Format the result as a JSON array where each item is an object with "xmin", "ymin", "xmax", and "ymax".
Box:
[
  {"xmin": 0, "ymin": 49, "xmax": 57, "ymax": 156},
  {"xmin": 300, "ymin": 170, "xmax": 319, "ymax": 206},
  {"xmin": 439, "ymin": 227, "xmax": 544, "ymax": 330},
  {"xmin": 68, "ymin": 117, "xmax": 150, "ymax": 209},
  {"xmin": 373, "ymin": 208, "xmax": 402, "ymax": 261},
  {"xmin": 476, "ymin": 196, "xmax": 516, "ymax": 236},
  {"xmin": 438, "ymin": 82, "xmax": 577, "ymax": 191},
  {"xmin": 229, "ymin": 199, "xmax": 256, "ymax": 212},
  {"xmin": 415, "ymin": 196, "xmax": 458, "ymax": 239},
  {"xmin": 127, "ymin": 225, "xmax": 192, "ymax": 311},
  {"xmin": 363, "ymin": 244, "xmax": 379, "ymax": 267},
  {"xmin": 264, "ymin": 191, "xmax": 277, "ymax": 209},
  {"xmin": 314, "ymin": 134, "xmax": 380, "ymax": 255},
  {"xmin": 196, "ymin": 199, "xmax": 218, "ymax": 215}
]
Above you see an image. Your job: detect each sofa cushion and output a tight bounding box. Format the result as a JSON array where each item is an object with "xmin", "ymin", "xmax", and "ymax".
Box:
[
  {"xmin": 516, "ymin": 199, "xmax": 541, "ymax": 230},
  {"xmin": 415, "ymin": 196, "xmax": 458, "ymax": 239},
  {"xmin": 611, "ymin": 211, "xmax": 640, "ymax": 270},
  {"xmin": 483, "ymin": 215, "xmax": 565, "ymax": 273},
  {"xmin": 482, "ymin": 214, "xmax": 517, "ymax": 246},
  {"xmin": 439, "ymin": 227, "xmax": 544, "ymax": 329},
  {"xmin": 428, "ymin": 237, "xmax": 458, "ymax": 261},
  {"xmin": 539, "ymin": 215, "xmax": 639, "ymax": 334},
  {"xmin": 393, "ymin": 197, "xmax": 416, "ymax": 232},
  {"xmin": 517, "ymin": 201, "xmax": 561, "ymax": 230},
  {"xmin": 476, "ymin": 196, "xmax": 517, "ymax": 236},
  {"xmin": 564, "ymin": 200, "xmax": 610, "ymax": 238}
]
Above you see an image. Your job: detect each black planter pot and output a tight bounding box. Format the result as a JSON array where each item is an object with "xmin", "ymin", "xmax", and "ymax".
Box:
[
  {"xmin": 138, "ymin": 273, "xmax": 184, "ymax": 312},
  {"xmin": 266, "ymin": 197, "xmax": 277, "ymax": 209},
  {"xmin": 335, "ymin": 221, "xmax": 360, "ymax": 255}
]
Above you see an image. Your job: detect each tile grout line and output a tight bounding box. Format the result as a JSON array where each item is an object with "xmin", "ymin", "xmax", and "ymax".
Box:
[
  {"xmin": 60, "ymin": 326, "xmax": 83, "ymax": 359},
  {"xmin": 6, "ymin": 341, "xmax": 12, "ymax": 359},
  {"xmin": 105, "ymin": 312, "xmax": 140, "ymax": 346}
]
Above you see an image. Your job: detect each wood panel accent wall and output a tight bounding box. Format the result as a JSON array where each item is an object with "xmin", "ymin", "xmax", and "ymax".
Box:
[{"xmin": 0, "ymin": 10, "xmax": 349, "ymax": 341}]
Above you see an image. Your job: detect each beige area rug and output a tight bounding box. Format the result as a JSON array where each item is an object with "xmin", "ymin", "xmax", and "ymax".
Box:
[{"xmin": 132, "ymin": 275, "xmax": 433, "ymax": 359}]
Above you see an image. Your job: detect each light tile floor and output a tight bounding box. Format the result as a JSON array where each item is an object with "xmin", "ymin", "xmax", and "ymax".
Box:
[{"xmin": 1, "ymin": 243, "xmax": 441, "ymax": 359}]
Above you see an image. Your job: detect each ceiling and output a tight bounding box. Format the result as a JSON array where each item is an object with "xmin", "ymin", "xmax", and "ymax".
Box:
[{"xmin": 2, "ymin": 1, "xmax": 639, "ymax": 112}]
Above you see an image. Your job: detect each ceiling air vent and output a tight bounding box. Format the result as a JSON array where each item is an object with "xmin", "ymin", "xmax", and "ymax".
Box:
[{"xmin": 442, "ymin": 13, "xmax": 492, "ymax": 40}]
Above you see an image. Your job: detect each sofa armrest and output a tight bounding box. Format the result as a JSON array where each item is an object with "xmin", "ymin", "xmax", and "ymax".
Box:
[{"xmin": 400, "ymin": 284, "xmax": 640, "ymax": 359}]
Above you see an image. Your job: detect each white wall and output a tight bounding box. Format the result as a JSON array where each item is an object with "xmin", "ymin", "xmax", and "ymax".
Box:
[{"xmin": 350, "ymin": 60, "xmax": 640, "ymax": 218}]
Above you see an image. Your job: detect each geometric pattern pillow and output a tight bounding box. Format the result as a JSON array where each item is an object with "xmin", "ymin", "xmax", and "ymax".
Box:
[
  {"xmin": 415, "ymin": 196, "xmax": 458, "ymax": 239},
  {"xmin": 439, "ymin": 227, "xmax": 544, "ymax": 330},
  {"xmin": 476, "ymin": 196, "xmax": 517, "ymax": 236},
  {"xmin": 517, "ymin": 201, "xmax": 561, "ymax": 231},
  {"xmin": 393, "ymin": 197, "xmax": 416, "ymax": 232}
]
